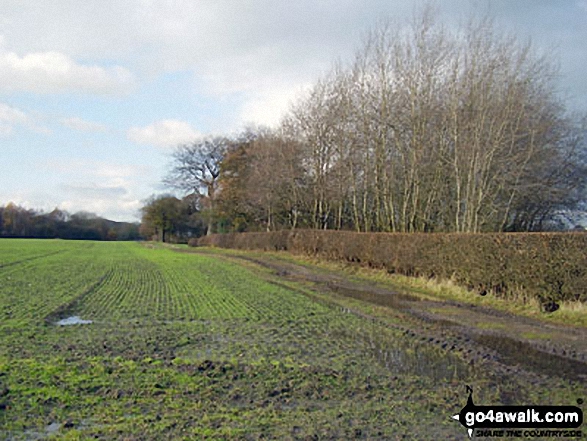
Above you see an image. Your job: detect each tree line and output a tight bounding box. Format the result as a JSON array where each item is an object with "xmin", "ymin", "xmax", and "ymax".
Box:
[
  {"xmin": 0, "ymin": 203, "xmax": 141, "ymax": 241},
  {"xmin": 145, "ymin": 8, "xmax": 587, "ymax": 238}
]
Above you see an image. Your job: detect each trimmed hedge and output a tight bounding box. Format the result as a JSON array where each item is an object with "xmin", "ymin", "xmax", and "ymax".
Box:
[{"xmin": 197, "ymin": 230, "xmax": 587, "ymax": 304}]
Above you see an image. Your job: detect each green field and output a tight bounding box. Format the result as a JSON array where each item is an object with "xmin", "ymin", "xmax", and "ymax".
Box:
[{"xmin": 0, "ymin": 240, "xmax": 582, "ymax": 439}]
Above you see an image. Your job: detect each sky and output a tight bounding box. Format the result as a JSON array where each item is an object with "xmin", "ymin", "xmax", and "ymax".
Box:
[{"xmin": 1, "ymin": 0, "xmax": 586, "ymax": 222}]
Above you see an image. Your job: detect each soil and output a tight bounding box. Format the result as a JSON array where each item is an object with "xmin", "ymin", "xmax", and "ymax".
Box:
[{"xmin": 195, "ymin": 249, "xmax": 587, "ymax": 386}]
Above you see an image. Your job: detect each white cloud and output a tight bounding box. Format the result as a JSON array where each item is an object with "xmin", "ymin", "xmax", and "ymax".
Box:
[
  {"xmin": 0, "ymin": 1, "xmax": 382, "ymax": 126},
  {"xmin": 61, "ymin": 183, "xmax": 127, "ymax": 198},
  {"xmin": 0, "ymin": 1, "xmax": 585, "ymax": 121},
  {"xmin": 0, "ymin": 102, "xmax": 51, "ymax": 135},
  {"xmin": 0, "ymin": 190, "xmax": 142, "ymax": 222},
  {"xmin": 60, "ymin": 117, "xmax": 108, "ymax": 133},
  {"xmin": 60, "ymin": 197, "xmax": 142, "ymax": 222},
  {"xmin": 127, "ymin": 119, "xmax": 200, "ymax": 148},
  {"xmin": 0, "ymin": 102, "xmax": 27, "ymax": 135},
  {"xmin": 94, "ymin": 163, "xmax": 148, "ymax": 179},
  {"xmin": 42, "ymin": 158, "xmax": 150, "ymax": 179},
  {"xmin": 0, "ymin": 38, "xmax": 135, "ymax": 96},
  {"xmin": 238, "ymin": 80, "xmax": 312, "ymax": 128},
  {"xmin": 58, "ymin": 178, "xmax": 142, "ymax": 221},
  {"xmin": 30, "ymin": 159, "xmax": 153, "ymax": 221}
]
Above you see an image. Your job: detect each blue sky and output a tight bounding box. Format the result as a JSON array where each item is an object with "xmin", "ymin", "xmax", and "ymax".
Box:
[{"xmin": 1, "ymin": 0, "xmax": 586, "ymax": 222}]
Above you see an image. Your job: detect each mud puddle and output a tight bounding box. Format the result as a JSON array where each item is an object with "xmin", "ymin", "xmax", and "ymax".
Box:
[
  {"xmin": 328, "ymin": 304, "xmax": 471, "ymax": 382},
  {"xmin": 55, "ymin": 316, "xmax": 92, "ymax": 326},
  {"xmin": 359, "ymin": 331, "xmax": 470, "ymax": 381},
  {"xmin": 326, "ymin": 283, "xmax": 419, "ymax": 311},
  {"xmin": 476, "ymin": 334, "xmax": 587, "ymax": 382},
  {"xmin": 12, "ymin": 419, "xmax": 97, "ymax": 440}
]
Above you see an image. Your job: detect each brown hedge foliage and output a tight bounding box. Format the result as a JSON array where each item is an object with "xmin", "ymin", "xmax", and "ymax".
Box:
[
  {"xmin": 187, "ymin": 238, "xmax": 199, "ymax": 247},
  {"xmin": 196, "ymin": 231, "xmax": 587, "ymax": 303}
]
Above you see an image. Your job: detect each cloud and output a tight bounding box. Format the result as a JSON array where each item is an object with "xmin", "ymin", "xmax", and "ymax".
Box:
[
  {"xmin": 1, "ymin": 1, "xmax": 585, "ymax": 122},
  {"xmin": 0, "ymin": 186, "xmax": 142, "ymax": 222},
  {"xmin": 60, "ymin": 197, "xmax": 142, "ymax": 222},
  {"xmin": 0, "ymin": 102, "xmax": 27, "ymax": 135},
  {"xmin": 0, "ymin": 102, "xmax": 51, "ymax": 135},
  {"xmin": 237, "ymin": 79, "xmax": 312, "ymax": 128},
  {"xmin": 0, "ymin": 1, "xmax": 397, "ymax": 126},
  {"xmin": 60, "ymin": 117, "xmax": 108, "ymax": 133},
  {"xmin": 59, "ymin": 180, "xmax": 141, "ymax": 221},
  {"xmin": 42, "ymin": 159, "xmax": 150, "ymax": 181},
  {"xmin": 29, "ymin": 159, "xmax": 154, "ymax": 221},
  {"xmin": 127, "ymin": 119, "xmax": 200, "ymax": 148},
  {"xmin": 0, "ymin": 37, "xmax": 135, "ymax": 96},
  {"xmin": 60, "ymin": 183, "xmax": 128, "ymax": 198}
]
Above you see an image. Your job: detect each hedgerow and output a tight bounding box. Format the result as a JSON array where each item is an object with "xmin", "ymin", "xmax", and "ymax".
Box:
[{"xmin": 197, "ymin": 231, "xmax": 587, "ymax": 304}]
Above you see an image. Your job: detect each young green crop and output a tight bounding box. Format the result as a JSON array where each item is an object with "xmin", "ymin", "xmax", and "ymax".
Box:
[
  {"xmin": 0, "ymin": 239, "xmax": 82, "ymax": 267},
  {"xmin": 0, "ymin": 240, "xmax": 583, "ymax": 439}
]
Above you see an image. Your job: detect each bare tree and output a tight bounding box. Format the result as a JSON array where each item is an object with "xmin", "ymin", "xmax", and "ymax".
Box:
[
  {"xmin": 277, "ymin": 6, "xmax": 586, "ymax": 233},
  {"xmin": 164, "ymin": 136, "xmax": 229, "ymax": 235},
  {"xmin": 199, "ymin": 6, "xmax": 587, "ymax": 234}
]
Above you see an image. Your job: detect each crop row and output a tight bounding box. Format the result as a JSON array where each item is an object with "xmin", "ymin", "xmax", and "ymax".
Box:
[
  {"xmin": 67, "ymin": 244, "xmax": 330, "ymax": 323},
  {"xmin": 72, "ymin": 246, "xmax": 246, "ymax": 320},
  {"xmin": 0, "ymin": 242, "xmax": 114, "ymax": 326},
  {"xmin": 145, "ymin": 251, "xmax": 329, "ymax": 322},
  {"xmin": 0, "ymin": 241, "xmax": 437, "ymax": 369},
  {"xmin": 1, "ymin": 242, "xmax": 362, "ymax": 339},
  {"xmin": 0, "ymin": 239, "xmax": 89, "ymax": 268}
]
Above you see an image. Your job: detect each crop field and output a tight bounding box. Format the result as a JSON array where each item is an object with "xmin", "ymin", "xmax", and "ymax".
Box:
[{"xmin": 0, "ymin": 240, "xmax": 583, "ymax": 440}]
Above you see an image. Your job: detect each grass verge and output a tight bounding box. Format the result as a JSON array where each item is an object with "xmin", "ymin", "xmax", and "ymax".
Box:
[{"xmin": 193, "ymin": 246, "xmax": 587, "ymax": 328}]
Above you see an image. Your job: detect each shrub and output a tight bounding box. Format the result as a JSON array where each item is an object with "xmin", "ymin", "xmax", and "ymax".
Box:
[{"xmin": 187, "ymin": 238, "xmax": 199, "ymax": 247}]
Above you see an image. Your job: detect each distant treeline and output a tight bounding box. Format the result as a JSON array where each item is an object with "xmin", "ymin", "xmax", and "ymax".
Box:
[{"xmin": 0, "ymin": 203, "xmax": 141, "ymax": 241}]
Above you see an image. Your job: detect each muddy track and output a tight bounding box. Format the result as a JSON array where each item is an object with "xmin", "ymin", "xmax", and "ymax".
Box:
[{"xmin": 189, "ymin": 249, "xmax": 587, "ymax": 385}]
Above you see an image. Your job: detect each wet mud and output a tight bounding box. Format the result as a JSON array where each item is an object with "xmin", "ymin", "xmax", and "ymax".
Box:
[
  {"xmin": 475, "ymin": 334, "xmax": 587, "ymax": 382},
  {"xmin": 205, "ymin": 250, "xmax": 587, "ymax": 386}
]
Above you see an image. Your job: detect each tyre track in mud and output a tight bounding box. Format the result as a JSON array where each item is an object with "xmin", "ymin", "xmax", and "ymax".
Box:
[
  {"xmin": 43, "ymin": 268, "xmax": 114, "ymax": 324},
  {"xmin": 188, "ymin": 249, "xmax": 587, "ymax": 386}
]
